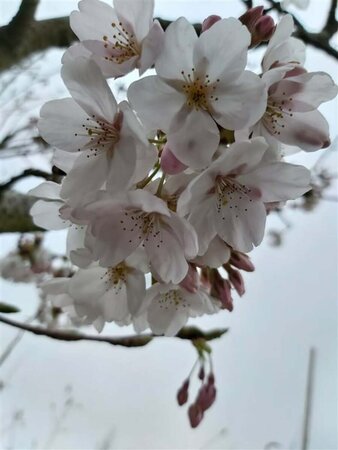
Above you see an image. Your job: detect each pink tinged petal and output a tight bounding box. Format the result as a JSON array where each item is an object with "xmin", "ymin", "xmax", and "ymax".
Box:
[
  {"xmin": 70, "ymin": 248, "xmax": 93, "ymax": 268},
  {"xmin": 264, "ymin": 38, "xmax": 305, "ymax": 72},
  {"xmin": 272, "ymin": 72, "xmax": 338, "ymax": 112},
  {"xmin": 125, "ymin": 271, "xmax": 146, "ymax": 315},
  {"xmin": 193, "ymin": 18, "xmax": 250, "ymax": 83},
  {"xmin": 155, "ymin": 17, "xmax": 197, "ymax": 81},
  {"xmin": 265, "ymin": 109, "xmax": 330, "ymax": 151},
  {"xmin": 70, "ymin": 0, "xmax": 117, "ymax": 41},
  {"xmin": 138, "ymin": 20, "xmax": 164, "ymax": 75},
  {"xmin": 61, "ymin": 57, "xmax": 117, "ymax": 122},
  {"xmin": 145, "ymin": 226, "xmax": 189, "ymax": 284},
  {"xmin": 212, "ymin": 71, "xmax": 267, "ymax": 129},
  {"xmin": 30, "ymin": 200, "xmax": 69, "ymax": 230},
  {"xmin": 28, "ymin": 181, "xmax": 61, "ymax": 200},
  {"xmin": 238, "ymin": 162, "xmax": 311, "ymax": 203},
  {"xmin": 162, "ymin": 213, "xmax": 199, "ymax": 259},
  {"xmin": 114, "ymin": 0, "xmax": 154, "ymax": 42},
  {"xmin": 128, "ymin": 76, "xmax": 185, "ymax": 132},
  {"xmin": 210, "ymin": 137, "xmax": 268, "ymax": 177},
  {"xmin": 60, "ymin": 150, "xmax": 108, "ymax": 203},
  {"xmin": 214, "ymin": 190, "xmax": 267, "ymax": 253},
  {"xmin": 38, "ymin": 98, "xmax": 90, "ymax": 152},
  {"xmin": 147, "ymin": 291, "xmax": 189, "ymax": 336},
  {"xmin": 168, "ymin": 107, "xmax": 220, "ymax": 169},
  {"xmin": 161, "ymin": 145, "xmax": 187, "ymax": 175}
]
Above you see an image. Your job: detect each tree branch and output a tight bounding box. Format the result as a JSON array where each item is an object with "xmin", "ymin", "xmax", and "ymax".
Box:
[
  {"xmin": 267, "ymin": 0, "xmax": 338, "ymax": 59},
  {"xmin": 322, "ymin": 0, "xmax": 337, "ymax": 39},
  {"xmin": 0, "ymin": 190, "xmax": 41, "ymax": 233},
  {"xmin": 0, "ymin": 168, "xmax": 54, "ymax": 192},
  {"xmin": 0, "ymin": 314, "xmax": 228, "ymax": 348}
]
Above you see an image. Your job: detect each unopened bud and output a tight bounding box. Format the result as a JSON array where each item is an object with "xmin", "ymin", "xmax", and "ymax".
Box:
[
  {"xmin": 177, "ymin": 379, "xmax": 189, "ymax": 406},
  {"xmin": 188, "ymin": 403, "xmax": 204, "ymax": 428},
  {"xmin": 197, "ymin": 383, "xmax": 217, "ymax": 412},
  {"xmin": 239, "ymin": 6, "xmax": 275, "ymax": 48},
  {"xmin": 213, "ymin": 278, "xmax": 233, "ymax": 312},
  {"xmin": 161, "ymin": 144, "xmax": 187, "ymax": 175},
  {"xmin": 227, "ymin": 267, "xmax": 245, "ymax": 297},
  {"xmin": 198, "ymin": 366, "xmax": 205, "ymax": 381},
  {"xmin": 180, "ymin": 264, "xmax": 199, "ymax": 293},
  {"xmin": 229, "ymin": 251, "xmax": 255, "ymax": 272},
  {"xmin": 202, "ymin": 15, "xmax": 222, "ymax": 32},
  {"xmin": 255, "ymin": 15, "xmax": 275, "ymax": 41}
]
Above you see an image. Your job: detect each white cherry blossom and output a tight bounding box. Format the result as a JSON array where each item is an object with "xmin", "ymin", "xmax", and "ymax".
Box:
[
  {"xmin": 137, "ymin": 283, "xmax": 219, "ymax": 336},
  {"xmin": 178, "ymin": 138, "xmax": 311, "ymax": 253},
  {"xmin": 70, "ymin": 0, "xmax": 164, "ymax": 78},
  {"xmin": 253, "ymin": 70, "xmax": 338, "ymax": 152},
  {"xmin": 38, "ymin": 57, "xmax": 157, "ymax": 203},
  {"xmin": 72, "ymin": 189, "xmax": 199, "ymax": 284},
  {"xmin": 128, "ymin": 17, "xmax": 267, "ymax": 169}
]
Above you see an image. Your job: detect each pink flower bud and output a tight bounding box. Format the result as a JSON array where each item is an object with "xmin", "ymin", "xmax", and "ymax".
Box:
[
  {"xmin": 227, "ymin": 267, "xmax": 245, "ymax": 297},
  {"xmin": 198, "ymin": 366, "xmax": 205, "ymax": 381},
  {"xmin": 202, "ymin": 15, "xmax": 222, "ymax": 32},
  {"xmin": 255, "ymin": 15, "xmax": 275, "ymax": 41},
  {"xmin": 188, "ymin": 403, "xmax": 204, "ymax": 428},
  {"xmin": 180, "ymin": 264, "xmax": 199, "ymax": 293},
  {"xmin": 161, "ymin": 144, "xmax": 187, "ymax": 175},
  {"xmin": 177, "ymin": 379, "xmax": 189, "ymax": 406},
  {"xmin": 229, "ymin": 252, "xmax": 255, "ymax": 272},
  {"xmin": 239, "ymin": 6, "xmax": 275, "ymax": 47},
  {"xmin": 210, "ymin": 271, "xmax": 234, "ymax": 311},
  {"xmin": 197, "ymin": 383, "xmax": 217, "ymax": 412}
]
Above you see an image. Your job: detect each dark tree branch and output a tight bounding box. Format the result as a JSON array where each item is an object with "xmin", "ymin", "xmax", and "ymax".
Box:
[
  {"xmin": 0, "ymin": 314, "xmax": 228, "ymax": 348},
  {"xmin": 0, "ymin": 168, "xmax": 54, "ymax": 192},
  {"xmin": 323, "ymin": 0, "xmax": 337, "ymax": 39},
  {"xmin": 1, "ymin": 0, "xmax": 335, "ymax": 73},
  {"xmin": 0, "ymin": 190, "xmax": 41, "ymax": 233},
  {"xmin": 267, "ymin": 0, "xmax": 338, "ymax": 59}
]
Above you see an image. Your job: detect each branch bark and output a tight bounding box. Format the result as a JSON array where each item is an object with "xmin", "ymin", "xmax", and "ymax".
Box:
[
  {"xmin": 0, "ymin": 190, "xmax": 41, "ymax": 233},
  {"xmin": 0, "ymin": 314, "xmax": 228, "ymax": 348},
  {"xmin": 0, "ymin": 0, "xmax": 336, "ymax": 73}
]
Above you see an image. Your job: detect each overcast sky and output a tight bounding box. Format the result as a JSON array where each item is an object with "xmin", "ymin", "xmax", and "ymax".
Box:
[{"xmin": 0, "ymin": 1, "xmax": 337, "ymax": 449}]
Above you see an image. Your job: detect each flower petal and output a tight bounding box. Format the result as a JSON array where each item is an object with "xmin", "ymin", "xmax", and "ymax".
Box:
[
  {"xmin": 114, "ymin": 0, "xmax": 154, "ymax": 41},
  {"xmin": 155, "ymin": 17, "xmax": 197, "ymax": 81},
  {"xmin": 30, "ymin": 200, "xmax": 69, "ymax": 230},
  {"xmin": 38, "ymin": 98, "xmax": 91, "ymax": 152},
  {"xmin": 138, "ymin": 20, "xmax": 164, "ymax": 75},
  {"xmin": 238, "ymin": 162, "xmax": 311, "ymax": 202},
  {"xmin": 61, "ymin": 57, "xmax": 117, "ymax": 122},
  {"xmin": 193, "ymin": 18, "xmax": 250, "ymax": 83},
  {"xmin": 29, "ymin": 181, "xmax": 61, "ymax": 200},
  {"xmin": 212, "ymin": 71, "xmax": 267, "ymax": 129},
  {"xmin": 128, "ymin": 76, "xmax": 185, "ymax": 132}
]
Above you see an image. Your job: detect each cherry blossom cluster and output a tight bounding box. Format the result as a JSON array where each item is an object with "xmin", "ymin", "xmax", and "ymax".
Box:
[{"xmin": 31, "ymin": 0, "xmax": 337, "ymax": 336}]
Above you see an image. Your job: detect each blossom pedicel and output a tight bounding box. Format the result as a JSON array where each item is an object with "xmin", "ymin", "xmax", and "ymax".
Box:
[{"xmin": 31, "ymin": 0, "xmax": 337, "ymax": 428}]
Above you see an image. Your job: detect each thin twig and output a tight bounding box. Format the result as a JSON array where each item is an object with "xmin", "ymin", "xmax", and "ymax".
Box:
[
  {"xmin": 0, "ymin": 314, "xmax": 229, "ymax": 348},
  {"xmin": 301, "ymin": 347, "xmax": 316, "ymax": 450}
]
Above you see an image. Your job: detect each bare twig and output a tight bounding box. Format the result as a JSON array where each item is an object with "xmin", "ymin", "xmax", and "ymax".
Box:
[
  {"xmin": 323, "ymin": 0, "xmax": 337, "ymax": 39},
  {"xmin": 0, "ymin": 169, "xmax": 54, "ymax": 192},
  {"xmin": 0, "ymin": 314, "xmax": 228, "ymax": 348}
]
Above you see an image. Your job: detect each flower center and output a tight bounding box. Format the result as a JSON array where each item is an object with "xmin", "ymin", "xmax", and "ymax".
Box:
[
  {"xmin": 74, "ymin": 112, "xmax": 121, "ymax": 157},
  {"xmin": 181, "ymin": 70, "xmax": 219, "ymax": 111},
  {"xmin": 102, "ymin": 21, "xmax": 140, "ymax": 64},
  {"xmin": 215, "ymin": 176, "xmax": 254, "ymax": 218},
  {"xmin": 263, "ymin": 92, "xmax": 294, "ymax": 136},
  {"xmin": 159, "ymin": 289, "xmax": 189, "ymax": 310},
  {"xmin": 102, "ymin": 262, "xmax": 130, "ymax": 291}
]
